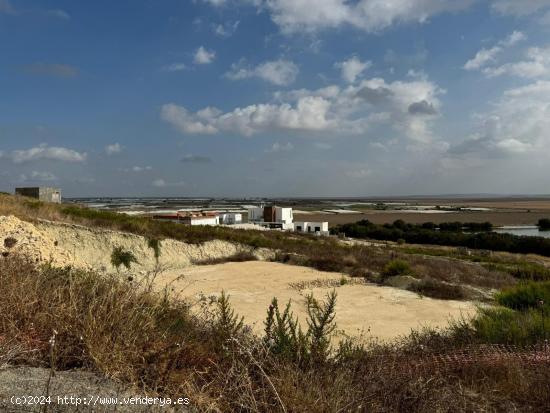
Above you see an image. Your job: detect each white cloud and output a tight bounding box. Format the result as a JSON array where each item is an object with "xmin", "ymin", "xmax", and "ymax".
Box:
[
  {"xmin": 194, "ymin": 46, "xmax": 216, "ymax": 64},
  {"xmin": 501, "ymin": 30, "xmax": 527, "ymax": 47},
  {"xmin": 46, "ymin": 9, "xmax": 70, "ymax": 19},
  {"xmin": 152, "ymin": 179, "xmax": 186, "ymax": 187},
  {"xmin": 122, "ymin": 166, "xmax": 153, "ymax": 173},
  {"xmin": 464, "ymin": 31, "xmax": 526, "ymax": 71},
  {"xmin": 161, "ymin": 75, "xmax": 443, "ymax": 143},
  {"xmin": 265, "ymin": 142, "xmax": 294, "ymax": 152},
  {"xmin": 483, "ymin": 46, "xmax": 550, "ymax": 78},
  {"xmin": 449, "ymin": 81, "xmax": 550, "ymax": 157},
  {"xmin": 161, "ymin": 104, "xmax": 220, "ymax": 134},
  {"xmin": 226, "ymin": 59, "xmax": 299, "ymax": 86},
  {"xmin": 201, "ymin": 0, "xmax": 228, "ymax": 5},
  {"xmin": 162, "ymin": 63, "xmax": 186, "ymax": 72},
  {"xmin": 335, "ymin": 56, "xmax": 372, "ymax": 83},
  {"xmin": 10, "ymin": 144, "xmax": 87, "ymax": 163},
  {"xmin": 105, "ymin": 143, "xmax": 123, "ymax": 156},
  {"xmin": 464, "ymin": 47, "xmax": 501, "ymax": 70},
  {"xmin": 253, "ymin": 0, "xmax": 474, "ymax": 34},
  {"xmin": 491, "ymin": 0, "xmax": 550, "ymax": 17},
  {"xmin": 213, "ymin": 21, "xmax": 240, "ymax": 37}
]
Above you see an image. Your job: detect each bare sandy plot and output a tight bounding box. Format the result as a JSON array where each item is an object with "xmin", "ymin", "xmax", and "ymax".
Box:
[{"xmin": 156, "ymin": 261, "xmax": 476, "ymax": 342}]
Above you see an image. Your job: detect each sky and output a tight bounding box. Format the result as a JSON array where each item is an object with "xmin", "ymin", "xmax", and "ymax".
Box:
[{"xmin": 1, "ymin": 0, "xmax": 550, "ymax": 198}]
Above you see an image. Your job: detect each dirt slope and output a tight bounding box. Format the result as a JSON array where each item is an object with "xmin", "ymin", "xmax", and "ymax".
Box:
[{"xmin": 0, "ymin": 215, "xmax": 241, "ymax": 272}]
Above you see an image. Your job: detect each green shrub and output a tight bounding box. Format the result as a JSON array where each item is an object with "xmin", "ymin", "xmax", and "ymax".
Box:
[
  {"xmin": 538, "ymin": 218, "xmax": 550, "ymax": 231},
  {"xmin": 213, "ymin": 291, "xmax": 244, "ymax": 342},
  {"xmin": 381, "ymin": 259, "xmax": 412, "ymax": 279},
  {"xmin": 496, "ymin": 281, "xmax": 550, "ymax": 311},
  {"xmin": 111, "ymin": 246, "xmax": 138, "ymax": 271},
  {"xmin": 472, "ymin": 307, "xmax": 548, "ymax": 345},
  {"xmin": 264, "ymin": 291, "xmax": 338, "ymax": 366}
]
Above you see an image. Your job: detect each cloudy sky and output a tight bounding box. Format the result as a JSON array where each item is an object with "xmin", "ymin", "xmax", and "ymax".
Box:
[{"xmin": 1, "ymin": 0, "xmax": 550, "ymax": 197}]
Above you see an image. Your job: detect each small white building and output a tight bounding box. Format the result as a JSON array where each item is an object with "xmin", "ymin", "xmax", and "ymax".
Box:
[
  {"xmin": 247, "ymin": 205, "xmax": 294, "ymax": 230},
  {"xmin": 178, "ymin": 211, "xmax": 220, "ymax": 226},
  {"xmin": 219, "ymin": 213, "xmax": 243, "ymax": 225},
  {"xmin": 293, "ymin": 221, "xmax": 330, "ymax": 236}
]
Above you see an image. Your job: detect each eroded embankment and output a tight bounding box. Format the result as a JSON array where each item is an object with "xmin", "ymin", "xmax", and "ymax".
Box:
[{"xmin": 0, "ymin": 215, "xmax": 246, "ymax": 272}]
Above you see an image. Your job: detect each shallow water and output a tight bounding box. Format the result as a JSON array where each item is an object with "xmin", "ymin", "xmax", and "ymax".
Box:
[{"xmin": 494, "ymin": 226, "xmax": 550, "ymax": 239}]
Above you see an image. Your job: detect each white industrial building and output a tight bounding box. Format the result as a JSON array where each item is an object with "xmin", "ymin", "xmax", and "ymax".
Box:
[
  {"xmin": 247, "ymin": 206, "xmax": 294, "ymax": 230},
  {"xmin": 152, "ymin": 211, "xmax": 220, "ymax": 226},
  {"xmin": 293, "ymin": 221, "xmax": 330, "ymax": 236},
  {"xmin": 219, "ymin": 213, "xmax": 243, "ymax": 225},
  {"xmin": 182, "ymin": 213, "xmax": 220, "ymax": 226}
]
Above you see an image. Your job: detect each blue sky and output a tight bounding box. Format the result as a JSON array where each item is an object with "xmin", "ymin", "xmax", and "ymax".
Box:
[{"xmin": 1, "ymin": 0, "xmax": 550, "ymax": 197}]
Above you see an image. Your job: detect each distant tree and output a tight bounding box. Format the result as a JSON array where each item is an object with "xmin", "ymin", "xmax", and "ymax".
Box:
[{"xmin": 538, "ymin": 219, "xmax": 550, "ymax": 231}]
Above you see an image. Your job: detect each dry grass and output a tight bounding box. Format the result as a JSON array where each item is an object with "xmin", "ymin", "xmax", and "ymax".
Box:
[
  {"xmin": 194, "ymin": 250, "xmax": 258, "ymax": 265},
  {"xmin": 1, "ymin": 253, "xmax": 550, "ymax": 412}
]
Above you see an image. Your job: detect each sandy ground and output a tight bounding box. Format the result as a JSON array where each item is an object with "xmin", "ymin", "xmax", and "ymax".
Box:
[
  {"xmin": 156, "ymin": 261, "xmax": 476, "ymax": 342},
  {"xmin": 297, "ymin": 211, "xmax": 550, "ymax": 227}
]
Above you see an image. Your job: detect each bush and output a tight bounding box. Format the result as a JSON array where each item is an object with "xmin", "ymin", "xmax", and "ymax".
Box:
[
  {"xmin": 496, "ymin": 281, "xmax": 550, "ymax": 312},
  {"xmin": 381, "ymin": 259, "xmax": 413, "ymax": 279},
  {"xmin": 264, "ymin": 291, "xmax": 337, "ymax": 366},
  {"xmin": 472, "ymin": 307, "xmax": 549, "ymax": 346},
  {"xmin": 409, "ymin": 279, "xmax": 466, "ymax": 300},
  {"xmin": 110, "ymin": 246, "xmax": 138, "ymax": 271},
  {"xmin": 538, "ymin": 218, "xmax": 550, "ymax": 231}
]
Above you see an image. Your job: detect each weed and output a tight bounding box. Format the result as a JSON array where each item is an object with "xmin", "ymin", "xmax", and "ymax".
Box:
[
  {"xmin": 110, "ymin": 246, "xmax": 138, "ymax": 272},
  {"xmin": 382, "ymin": 259, "xmax": 413, "ymax": 279}
]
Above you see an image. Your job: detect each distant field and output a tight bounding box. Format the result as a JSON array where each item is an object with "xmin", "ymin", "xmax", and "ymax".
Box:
[{"xmin": 296, "ymin": 211, "xmax": 550, "ymax": 227}]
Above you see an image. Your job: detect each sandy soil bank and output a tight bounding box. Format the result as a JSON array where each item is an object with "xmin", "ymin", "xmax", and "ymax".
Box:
[
  {"xmin": 156, "ymin": 261, "xmax": 476, "ymax": 342},
  {"xmin": 0, "ymin": 215, "xmax": 241, "ymax": 272}
]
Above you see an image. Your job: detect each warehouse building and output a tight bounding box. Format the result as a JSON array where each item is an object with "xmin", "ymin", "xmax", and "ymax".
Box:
[{"xmin": 15, "ymin": 187, "xmax": 62, "ymax": 203}]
